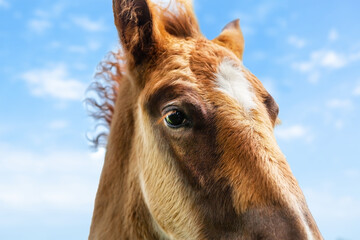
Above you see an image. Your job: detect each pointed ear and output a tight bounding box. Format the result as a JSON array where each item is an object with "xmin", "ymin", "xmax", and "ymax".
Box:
[
  {"xmin": 113, "ymin": 0, "xmax": 157, "ymax": 65},
  {"xmin": 212, "ymin": 19, "xmax": 245, "ymax": 60}
]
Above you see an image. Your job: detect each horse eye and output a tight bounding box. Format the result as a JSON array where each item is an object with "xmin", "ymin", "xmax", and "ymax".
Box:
[{"xmin": 164, "ymin": 111, "xmax": 187, "ymax": 128}]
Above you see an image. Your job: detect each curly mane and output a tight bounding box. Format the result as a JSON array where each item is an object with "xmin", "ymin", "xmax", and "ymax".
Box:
[{"xmin": 86, "ymin": 51, "xmax": 124, "ymax": 148}]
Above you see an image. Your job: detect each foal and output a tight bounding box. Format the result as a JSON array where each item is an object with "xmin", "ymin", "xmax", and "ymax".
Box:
[{"xmin": 89, "ymin": 0, "xmax": 323, "ymax": 239}]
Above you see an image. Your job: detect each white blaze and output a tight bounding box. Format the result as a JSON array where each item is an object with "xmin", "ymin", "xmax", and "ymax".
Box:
[{"xmin": 215, "ymin": 59, "xmax": 256, "ymax": 112}]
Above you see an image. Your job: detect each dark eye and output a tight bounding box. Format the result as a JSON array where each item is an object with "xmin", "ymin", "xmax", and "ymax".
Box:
[{"xmin": 164, "ymin": 110, "xmax": 188, "ymax": 128}]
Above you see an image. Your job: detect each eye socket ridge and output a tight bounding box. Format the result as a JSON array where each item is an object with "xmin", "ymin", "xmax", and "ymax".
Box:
[{"xmin": 161, "ymin": 107, "xmax": 191, "ymax": 129}]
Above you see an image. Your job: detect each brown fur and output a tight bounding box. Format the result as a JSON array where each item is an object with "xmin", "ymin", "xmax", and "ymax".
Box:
[{"xmin": 88, "ymin": 0, "xmax": 323, "ymax": 239}]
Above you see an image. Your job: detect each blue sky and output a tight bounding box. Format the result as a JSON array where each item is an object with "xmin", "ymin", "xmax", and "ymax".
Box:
[{"xmin": 1, "ymin": 0, "xmax": 359, "ymax": 239}]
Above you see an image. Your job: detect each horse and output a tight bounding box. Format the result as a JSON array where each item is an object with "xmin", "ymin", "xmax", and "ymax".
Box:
[{"xmin": 88, "ymin": 0, "xmax": 323, "ymax": 239}]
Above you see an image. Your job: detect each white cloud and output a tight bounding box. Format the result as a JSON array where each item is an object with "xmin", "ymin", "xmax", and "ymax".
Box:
[
  {"xmin": 349, "ymin": 51, "xmax": 360, "ymax": 62},
  {"xmin": 304, "ymin": 187, "xmax": 360, "ymax": 221},
  {"xmin": 303, "ymin": 183, "xmax": 360, "ymax": 239},
  {"xmin": 67, "ymin": 45, "xmax": 87, "ymax": 54},
  {"xmin": 72, "ymin": 16, "xmax": 105, "ymax": 32},
  {"xmin": 287, "ymin": 35, "xmax": 306, "ymax": 48},
  {"xmin": 88, "ymin": 40, "xmax": 101, "ymax": 50},
  {"xmin": 326, "ymin": 98, "xmax": 353, "ymax": 109},
  {"xmin": 28, "ymin": 19, "xmax": 52, "ymax": 33},
  {"xmin": 27, "ymin": 3, "xmax": 66, "ymax": 34},
  {"xmin": 320, "ymin": 51, "xmax": 347, "ymax": 68},
  {"xmin": 48, "ymin": 120, "xmax": 69, "ymax": 130},
  {"xmin": 292, "ymin": 47, "xmax": 360, "ymax": 84},
  {"xmin": 34, "ymin": 3, "xmax": 65, "ymax": 19},
  {"xmin": 0, "ymin": 0, "xmax": 9, "ymax": 9},
  {"xmin": 334, "ymin": 119, "xmax": 344, "ymax": 130},
  {"xmin": 0, "ymin": 144, "xmax": 104, "ymax": 210},
  {"xmin": 21, "ymin": 64, "xmax": 87, "ymax": 101},
  {"xmin": 343, "ymin": 169, "xmax": 360, "ymax": 179},
  {"xmin": 89, "ymin": 147, "xmax": 105, "ymax": 161},
  {"xmin": 293, "ymin": 50, "xmax": 347, "ymax": 73},
  {"xmin": 67, "ymin": 40, "xmax": 101, "ymax": 54},
  {"xmin": 328, "ymin": 28, "xmax": 339, "ymax": 42},
  {"xmin": 291, "ymin": 49, "xmax": 356, "ymax": 83},
  {"xmin": 275, "ymin": 125, "xmax": 308, "ymax": 141},
  {"xmin": 48, "ymin": 41, "xmax": 61, "ymax": 49},
  {"xmin": 307, "ymin": 71, "xmax": 321, "ymax": 84},
  {"xmin": 354, "ymin": 85, "xmax": 360, "ymax": 96},
  {"xmin": 0, "ymin": 124, "xmax": 12, "ymax": 137},
  {"xmin": 0, "ymin": 178, "xmax": 95, "ymax": 210}
]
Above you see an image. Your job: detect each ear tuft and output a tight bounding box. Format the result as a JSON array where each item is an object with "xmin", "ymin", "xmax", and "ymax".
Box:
[
  {"xmin": 213, "ymin": 18, "xmax": 245, "ymax": 60},
  {"xmin": 113, "ymin": 0, "xmax": 156, "ymax": 65},
  {"xmin": 159, "ymin": 0, "xmax": 200, "ymax": 38}
]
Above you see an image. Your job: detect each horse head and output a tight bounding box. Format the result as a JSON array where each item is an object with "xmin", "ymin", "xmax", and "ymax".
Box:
[{"xmin": 89, "ymin": 1, "xmax": 323, "ymax": 239}]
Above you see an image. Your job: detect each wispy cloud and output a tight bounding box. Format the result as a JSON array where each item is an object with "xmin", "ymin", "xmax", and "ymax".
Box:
[
  {"xmin": 290, "ymin": 25, "xmax": 360, "ymax": 84},
  {"xmin": 27, "ymin": 3, "xmax": 66, "ymax": 34},
  {"xmin": 291, "ymin": 24, "xmax": 360, "ymax": 83},
  {"xmin": 354, "ymin": 84, "xmax": 360, "ymax": 96},
  {"xmin": 72, "ymin": 16, "xmax": 105, "ymax": 32},
  {"xmin": 0, "ymin": 178, "xmax": 94, "ymax": 210},
  {"xmin": 67, "ymin": 40, "xmax": 101, "ymax": 54},
  {"xmin": 275, "ymin": 125, "xmax": 310, "ymax": 141},
  {"xmin": 292, "ymin": 49, "xmax": 360, "ymax": 83},
  {"xmin": 293, "ymin": 50, "xmax": 347, "ymax": 72},
  {"xmin": 231, "ymin": 2, "xmax": 279, "ymax": 36},
  {"xmin": 67, "ymin": 45, "xmax": 88, "ymax": 54},
  {"xmin": 48, "ymin": 120, "xmax": 69, "ymax": 130},
  {"xmin": 34, "ymin": 3, "xmax": 65, "ymax": 19},
  {"xmin": 326, "ymin": 98, "xmax": 353, "ymax": 109},
  {"xmin": 0, "ymin": 144, "xmax": 104, "ymax": 210},
  {"xmin": 287, "ymin": 35, "xmax": 306, "ymax": 48},
  {"xmin": 0, "ymin": 0, "xmax": 9, "ymax": 9},
  {"xmin": 28, "ymin": 19, "xmax": 52, "ymax": 34},
  {"xmin": 334, "ymin": 119, "xmax": 344, "ymax": 130},
  {"xmin": 253, "ymin": 2, "xmax": 276, "ymax": 21},
  {"xmin": 303, "ymin": 181, "xmax": 360, "ymax": 240},
  {"xmin": 328, "ymin": 28, "xmax": 339, "ymax": 42},
  {"xmin": 305, "ymin": 187, "xmax": 360, "ymax": 221},
  {"xmin": 21, "ymin": 64, "xmax": 87, "ymax": 101}
]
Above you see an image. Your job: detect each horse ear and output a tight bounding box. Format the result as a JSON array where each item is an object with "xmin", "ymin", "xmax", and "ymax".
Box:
[
  {"xmin": 212, "ymin": 19, "xmax": 245, "ymax": 60},
  {"xmin": 113, "ymin": 0, "xmax": 157, "ymax": 65}
]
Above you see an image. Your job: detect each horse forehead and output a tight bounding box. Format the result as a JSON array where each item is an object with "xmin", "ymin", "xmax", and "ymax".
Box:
[
  {"xmin": 148, "ymin": 40, "xmax": 259, "ymax": 112},
  {"xmin": 214, "ymin": 59, "xmax": 257, "ymax": 112}
]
